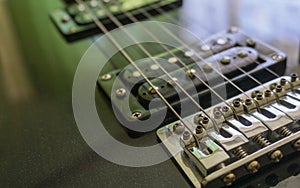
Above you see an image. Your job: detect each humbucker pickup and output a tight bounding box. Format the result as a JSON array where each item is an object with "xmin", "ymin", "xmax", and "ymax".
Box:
[
  {"xmin": 157, "ymin": 75, "xmax": 300, "ymax": 187},
  {"xmin": 50, "ymin": 0, "xmax": 183, "ymax": 41},
  {"xmin": 97, "ymin": 29, "xmax": 286, "ymax": 135}
]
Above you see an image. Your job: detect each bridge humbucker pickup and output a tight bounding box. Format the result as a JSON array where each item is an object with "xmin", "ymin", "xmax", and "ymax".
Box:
[{"xmin": 157, "ymin": 75, "xmax": 300, "ymax": 187}]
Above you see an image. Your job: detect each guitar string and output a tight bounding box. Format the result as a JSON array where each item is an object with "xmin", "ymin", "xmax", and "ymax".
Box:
[
  {"xmin": 74, "ymin": 0, "xmax": 198, "ymax": 135},
  {"xmin": 154, "ymin": 2, "xmax": 283, "ymax": 80},
  {"xmin": 137, "ymin": 3, "xmax": 280, "ymax": 95},
  {"xmin": 144, "ymin": 3, "xmax": 283, "ymax": 92},
  {"xmin": 94, "ymin": 1, "xmax": 226, "ymax": 133}
]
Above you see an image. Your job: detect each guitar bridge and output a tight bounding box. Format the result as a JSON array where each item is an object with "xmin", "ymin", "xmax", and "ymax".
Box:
[{"xmin": 157, "ymin": 75, "xmax": 300, "ymax": 187}]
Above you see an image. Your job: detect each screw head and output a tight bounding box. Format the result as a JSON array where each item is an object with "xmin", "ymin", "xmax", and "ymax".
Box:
[
  {"xmin": 233, "ymin": 99, "xmax": 241, "ymax": 107},
  {"xmin": 167, "ymin": 77, "xmax": 178, "ymax": 86},
  {"xmin": 131, "ymin": 111, "xmax": 142, "ymax": 119},
  {"xmin": 184, "ymin": 50, "xmax": 194, "ymax": 57},
  {"xmin": 148, "ymin": 86, "xmax": 159, "ymax": 94},
  {"xmin": 280, "ymin": 78, "xmax": 287, "ymax": 86},
  {"xmin": 186, "ymin": 69, "xmax": 196, "ymax": 79},
  {"xmin": 238, "ymin": 50, "xmax": 248, "ymax": 58},
  {"xmin": 203, "ymin": 63, "xmax": 213, "ymax": 73},
  {"xmin": 168, "ymin": 57, "xmax": 178, "ymax": 64},
  {"xmin": 270, "ymin": 150, "xmax": 283, "ymax": 163},
  {"xmin": 228, "ymin": 26, "xmax": 239, "ymax": 33},
  {"xmin": 272, "ymin": 54, "xmax": 284, "ymax": 61},
  {"xmin": 214, "ymin": 110, "xmax": 222, "ymax": 119},
  {"xmin": 173, "ymin": 122, "xmax": 185, "ymax": 134},
  {"xmin": 264, "ymin": 90, "xmax": 272, "ymax": 97},
  {"xmin": 182, "ymin": 131, "xmax": 191, "ymax": 140},
  {"xmin": 275, "ymin": 85, "xmax": 282, "ymax": 92},
  {"xmin": 116, "ymin": 88, "xmax": 126, "ymax": 97},
  {"xmin": 195, "ymin": 125, "xmax": 204, "ymax": 134},
  {"xmin": 201, "ymin": 44, "xmax": 211, "ymax": 51},
  {"xmin": 216, "ymin": 37, "xmax": 228, "ymax": 45},
  {"xmin": 101, "ymin": 74, "xmax": 112, "ymax": 81},
  {"xmin": 61, "ymin": 15, "xmax": 70, "ymax": 23},
  {"xmin": 202, "ymin": 116, "xmax": 209, "ymax": 124},
  {"xmin": 246, "ymin": 39, "xmax": 256, "ymax": 47},
  {"xmin": 223, "ymin": 173, "xmax": 236, "ymax": 186},
  {"xmin": 220, "ymin": 56, "xmax": 231, "ymax": 65},
  {"xmin": 293, "ymin": 139, "xmax": 300, "ymax": 150},
  {"xmin": 222, "ymin": 106, "xmax": 229, "ymax": 112},
  {"xmin": 247, "ymin": 160, "xmax": 260, "ymax": 173}
]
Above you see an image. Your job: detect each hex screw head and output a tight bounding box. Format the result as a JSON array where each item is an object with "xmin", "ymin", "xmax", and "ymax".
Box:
[
  {"xmin": 264, "ymin": 90, "xmax": 272, "ymax": 97},
  {"xmin": 280, "ymin": 78, "xmax": 287, "ymax": 86},
  {"xmin": 270, "ymin": 150, "xmax": 283, "ymax": 163},
  {"xmin": 276, "ymin": 85, "xmax": 282, "ymax": 93},
  {"xmin": 233, "ymin": 99, "xmax": 241, "ymax": 107},
  {"xmin": 195, "ymin": 125, "xmax": 204, "ymax": 134},
  {"xmin": 182, "ymin": 131, "xmax": 191, "ymax": 140},
  {"xmin": 256, "ymin": 93, "xmax": 263, "ymax": 100},
  {"xmin": 245, "ymin": 98, "xmax": 252, "ymax": 106}
]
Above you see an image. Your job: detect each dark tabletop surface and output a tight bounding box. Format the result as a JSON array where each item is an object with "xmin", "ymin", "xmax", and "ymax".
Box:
[{"xmin": 1, "ymin": 0, "xmax": 300, "ymax": 187}]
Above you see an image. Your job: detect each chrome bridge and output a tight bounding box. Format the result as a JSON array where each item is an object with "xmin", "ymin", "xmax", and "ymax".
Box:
[{"xmin": 157, "ymin": 74, "xmax": 300, "ymax": 187}]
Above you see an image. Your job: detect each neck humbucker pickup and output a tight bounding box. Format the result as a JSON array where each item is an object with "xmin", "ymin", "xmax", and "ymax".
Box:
[{"xmin": 157, "ymin": 75, "xmax": 300, "ymax": 187}]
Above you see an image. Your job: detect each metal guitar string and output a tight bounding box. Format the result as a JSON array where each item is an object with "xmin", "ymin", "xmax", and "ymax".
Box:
[
  {"xmin": 155, "ymin": 2, "xmax": 283, "ymax": 80},
  {"xmin": 74, "ymin": 0, "xmax": 197, "ymax": 135}
]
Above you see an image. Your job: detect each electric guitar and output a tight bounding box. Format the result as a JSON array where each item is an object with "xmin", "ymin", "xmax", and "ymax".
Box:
[{"xmin": 1, "ymin": 0, "xmax": 300, "ymax": 187}]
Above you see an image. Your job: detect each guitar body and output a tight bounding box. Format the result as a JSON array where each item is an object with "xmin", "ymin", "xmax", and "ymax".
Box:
[{"xmin": 1, "ymin": 0, "xmax": 300, "ymax": 187}]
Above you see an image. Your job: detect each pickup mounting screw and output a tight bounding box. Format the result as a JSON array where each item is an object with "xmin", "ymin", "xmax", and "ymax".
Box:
[
  {"xmin": 184, "ymin": 51, "xmax": 194, "ymax": 57},
  {"xmin": 246, "ymin": 39, "xmax": 256, "ymax": 47},
  {"xmin": 61, "ymin": 15, "xmax": 70, "ymax": 23},
  {"xmin": 201, "ymin": 44, "xmax": 211, "ymax": 51},
  {"xmin": 148, "ymin": 86, "xmax": 159, "ymax": 94},
  {"xmin": 116, "ymin": 88, "xmax": 126, "ymax": 98},
  {"xmin": 220, "ymin": 56, "xmax": 231, "ymax": 65},
  {"xmin": 238, "ymin": 50, "xmax": 248, "ymax": 58},
  {"xmin": 168, "ymin": 57, "xmax": 178, "ymax": 64},
  {"xmin": 167, "ymin": 77, "xmax": 178, "ymax": 86},
  {"xmin": 216, "ymin": 38, "xmax": 228, "ymax": 45},
  {"xmin": 272, "ymin": 54, "xmax": 284, "ymax": 61},
  {"xmin": 131, "ymin": 112, "xmax": 142, "ymax": 119},
  {"xmin": 101, "ymin": 74, "xmax": 112, "ymax": 81},
  {"xmin": 186, "ymin": 69, "xmax": 196, "ymax": 79}
]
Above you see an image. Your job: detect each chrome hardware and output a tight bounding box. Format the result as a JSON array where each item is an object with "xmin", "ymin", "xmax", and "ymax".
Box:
[
  {"xmin": 254, "ymin": 135, "xmax": 283, "ymax": 163},
  {"xmin": 208, "ymin": 125, "xmax": 248, "ymax": 151},
  {"xmin": 252, "ymin": 105, "xmax": 293, "ymax": 131},
  {"xmin": 227, "ymin": 114, "xmax": 268, "ymax": 138},
  {"xmin": 184, "ymin": 137, "xmax": 230, "ymax": 176},
  {"xmin": 272, "ymin": 95, "xmax": 300, "ymax": 120},
  {"xmin": 233, "ymin": 146, "xmax": 260, "ymax": 173}
]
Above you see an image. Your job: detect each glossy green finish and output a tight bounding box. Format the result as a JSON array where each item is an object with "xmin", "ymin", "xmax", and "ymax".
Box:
[{"xmin": 2, "ymin": 0, "xmax": 300, "ymax": 187}]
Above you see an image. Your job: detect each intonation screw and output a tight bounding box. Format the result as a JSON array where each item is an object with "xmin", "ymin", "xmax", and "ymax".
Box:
[
  {"xmin": 264, "ymin": 90, "xmax": 272, "ymax": 97},
  {"xmin": 254, "ymin": 135, "xmax": 283, "ymax": 163},
  {"xmin": 220, "ymin": 56, "xmax": 231, "ymax": 65},
  {"xmin": 186, "ymin": 69, "xmax": 196, "ymax": 79},
  {"xmin": 280, "ymin": 78, "xmax": 287, "ymax": 86},
  {"xmin": 246, "ymin": 39, "xmax": 256, "ymax": 47},
  {"xmin": 293, "ymin": 139, "xmax": 300, "ymax": 150},
  {"xmin": 223, "ymin": 173, "xmax": 236, "ymax": 186},
  {"xmin": 131, "ymin": 111, "xmax": 142, "ymax": 119},
  {"xmin": 245, "ymin": 98, "xmax": 252, "ymax": 106},
  {"xmin": 101, "ymin": 74, "xmax": 112, "ymax": 81},
  {"xmin": 234, "ymin": 147, "xmax": 260, "ymax": 173},
  {"xmin": 291, "ymin": 73, "xmax": 298, "ymax": 82},
  {"xmin": 116, "ymin": 88, "xmax": 126, "ymax": 98}
]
